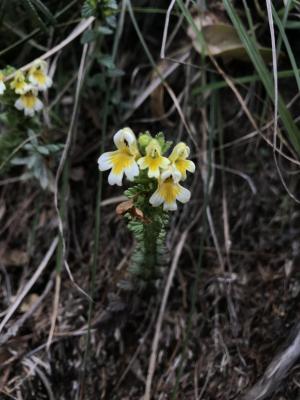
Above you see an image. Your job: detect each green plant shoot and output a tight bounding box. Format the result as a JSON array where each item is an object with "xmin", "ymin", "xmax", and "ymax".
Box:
[{"xmin": 98, "ymin": 127, "xmax": 195, "ymax": 280}]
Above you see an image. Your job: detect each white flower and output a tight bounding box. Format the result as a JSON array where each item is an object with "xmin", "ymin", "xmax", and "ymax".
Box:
[
  {"xmin": 10, "ymin": 71, "xmax": 31, "ymax": 94},
  {"xmin": 167, "ymin": 142, "xmax": 195, "ymax": 181},
  {"xmin": 0, "ymin": 72, "xmax": 6, "ymax": 95},
  {"xmin": 15, "ymin": 89, "xmax": 43, "ymax": 117},
  {"xmin": 0, "ymin": 81, "xmax": 5, "ymax": 95},
  {"xmin": 137, "ymin": 139, "xmax": 170, "ymax": 179},
  {"xmin": 98, "ymin": 127, "xmax": 140, "ymax": 186},
  {"xmin": 28, "ymin": 59, "xmax": 52, "ymax": 91},
  {"xmin": 149, "ymin": 170, "xmax": 191, "ymax": 211}
]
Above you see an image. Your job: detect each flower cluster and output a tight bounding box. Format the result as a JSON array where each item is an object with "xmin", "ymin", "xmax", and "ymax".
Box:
[
  {"xmin": 0, "ymin": 59, "xmax": 52, "ymax": 117},
  {"xmin": 98, "ymin": 128, "xmax": 195, "ymax": 211}
]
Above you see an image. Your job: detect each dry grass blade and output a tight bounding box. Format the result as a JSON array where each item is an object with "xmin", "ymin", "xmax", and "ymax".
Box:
[
  {"xmin": 266, "ymin": 0, "xmax": 300, "ymax": 204},
  {"xmin": 123, "ymin": 50, "xmax": 190, "ymax": 121},
  {"xmin": 48, "ymin": 38, "xmax": 91, "ymax": 349},
  {"xmin": 3, "ymin": 16, "xmax": 95, "ymax": 81},
  {"xmin": 0, "ymin": 236, "xmax": 58, "ymax": 334},
  {"xmin": 243, "ymin": 322, "xmax": 300, "ymax": 400},
  {"xmin": 144, "ymin": 230, "xmax": 188, "ymax": 400}
]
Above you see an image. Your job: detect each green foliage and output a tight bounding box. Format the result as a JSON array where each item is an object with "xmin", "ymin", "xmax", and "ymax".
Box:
[
  {"xmin": 120, "ymin": 131, "xmax": 180, "ymax": 281},
  {"xmin": 155, "ymin": 132, "xmax": 172, "ymax": 154},
  {"xmin": 126, "ymin": 180, "xmax": 169, "ymax": 281},
  {"xmin": 137, "ymin": 131, "xmax": 173, "ymax": 156},
  {"xmin": 10, "ymin": 131, "xmax": 63, "ymax": 190},
  {"xmin": 0, "ymin": 109, "xmax": 38, "ymax": 169},
  {"xmin": 223, "ymin": 0, "xmax": 300, "ymax": 156},
  {"xmin": 81, "ymin": 0, "xmax": 118, "ymax": 22}
]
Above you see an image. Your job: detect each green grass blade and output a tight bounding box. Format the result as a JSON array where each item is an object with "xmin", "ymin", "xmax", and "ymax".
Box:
[
  {"xmin": 23, "ymin": 0, "xmax": 48, "ymax": 32},
  {"xmin": 192, "ymin": 68, "xmax": 300, "ymax": 95},
  {"xmin": 272, "ymin": 4, "xmax": 300, "ymax": 90},
  {"xmin": 276, "ymin": 0, "xmax": 292, "ymax": 55},
  {"xmin": 223, "ymin": 0, "xmax": 300, "ymax": 156},
  {"xmin": 30, "ymin": 0, "xmax": 56, "ymax": 26}
]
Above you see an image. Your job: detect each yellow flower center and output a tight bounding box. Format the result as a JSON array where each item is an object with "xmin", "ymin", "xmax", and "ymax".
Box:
[
  {"xmin": 158, "ymin": 178, "xmax": 180, "ymax": 204},
  {"xmin": 11, "ymin": 77, "xmax": 26, "ymax": 92},
  {"xmin": 32, "ymin": 68, "xmax": 47, "ymax": 85},
  {"xmin": 174, "ymin": 159, "xmax": 190, "ymax": 176},
  {"xmin": 109, "ymin": 149, "xmax": 135, "ymax": 174},
  {"xmin": 22, "ymin": 92, "xmax": 37, "ymax": 109},
  {"xmin": 145, "ymin": 155, "xmax": 164, "ymax": 171}
]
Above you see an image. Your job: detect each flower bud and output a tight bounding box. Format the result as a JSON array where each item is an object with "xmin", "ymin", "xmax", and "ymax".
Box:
[{"xmin": 138, "ymin": 133, "xmax": 152, "ymax": 148}]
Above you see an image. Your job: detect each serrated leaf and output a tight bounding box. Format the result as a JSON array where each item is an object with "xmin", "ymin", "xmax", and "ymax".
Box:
[{"xmin": 81, "ymin": 1, "xmax": 94, "ymax": 18}]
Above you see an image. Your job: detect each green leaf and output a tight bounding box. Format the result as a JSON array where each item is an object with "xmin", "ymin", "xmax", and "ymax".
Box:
[
  {"xmin": 37, "ymin": 146, "xmax": 50, "ymax": 155},
  {"xmin": 272, "ymin": 4, "xmax": 300, "ymax": 90},
  {"xmin": 81, "ymin": 30, "xmax": 96, "ymax": 44},
  {"xmin": 97, "ymin": 54, "xmax": 115, "ymax": 69},
  {"xmin": 107, "ymin": 68, "xmax": 125, "ymax": 77},
  {"xmin": 97, "ymin": 26, "xmax": 113, "ymax": 35}
]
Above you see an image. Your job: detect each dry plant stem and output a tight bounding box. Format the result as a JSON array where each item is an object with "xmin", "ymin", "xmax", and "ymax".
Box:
[
  {"xmin": 123, "ymin": 50, "xmax": 190, "ymax": 121},
  {"xmin": 144, "ymin": 230, "xmax": 188, "ymax": 400},
  {"xmin": 126, "ymin": 0, "xmax": 198, "ymax": 148},
  {"xmin": 161, "ymin": 0, "xmax": 193, "ymax": 65},
  {"xmin": 3, "ymin": 17, "xmax": 95, "ymax": 82},
  {"xmin": 48, "ymin": 39, "xmax": 91, "ymax": 349},
  {"xmin": 212, "ymin": 56, "xmax": 300, "ymax": 203},
  {"xmin": 242, "ymin": 322, "xmax": 300, "ymax": 400},
  {"xmin": 0, "ymin": 237, "xmax": 58, "ymax": 334},
  {"xmin": 266, "ymin": 0, "xmax": 300, "ymax": 203},
  {"xmin": 206, "ymin": 205, "xmax": 224, "ymax": 271},
  {"xmin": 22, "ymin": 358, "xmax": 55, "ymax": 400},
  {"xmin": 167, "ymin": 1, "xmax": 300, "ymax": 167},
  {"xmin": 160, "ymin": 0, "xmax": 176, "ymax": 59},
  {"xmin": 0, "ymin": 278, "xmax": 53, "ymax": 345}
]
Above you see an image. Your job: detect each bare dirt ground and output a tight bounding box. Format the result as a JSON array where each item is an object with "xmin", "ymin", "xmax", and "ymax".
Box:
[{"xmin": 1, "ymin": 1, "xmax": 300, "ymax": 399}]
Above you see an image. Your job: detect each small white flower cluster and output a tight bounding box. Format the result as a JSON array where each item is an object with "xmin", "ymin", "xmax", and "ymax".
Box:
[
  {"xmin": 0, "ymin": 59, "xmax": 52, "ymax": 117},
  {"xmin": 98, "ymin": 127, "xmax": 195, "ymax": 211}
]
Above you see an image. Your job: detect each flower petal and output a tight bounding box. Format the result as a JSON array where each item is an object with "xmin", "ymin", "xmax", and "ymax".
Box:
[
  {"xmin": 15, "ymin": 98, "xmax": 23, "ymax": 111},
  {"xmin": 108, "ymin": 170, "xmax": 123, "ymax": 186},
  {"xmin": 125, "ymin": 161, "xmax": 139, "ymax": 181},
  {"xmin": 176, "ymin": 185, "xmax": 191, "ymax": 204},
  {"xmin": 160, "ymin": 157, "xmax": 170, "ymax": 169},
  {"xmin": 24, "ymin": 107, "xmax": 35, "ymax": 117},
  {"xmin": 34, "ymin": 98, "xmax": 43, "ymax": 112},
  {"xmin": 149, "ymin": 190, "xmax": 164, "ymax": 207},
  {"xmin": 163, "ymin": 201, "xmax": 177, "ymax": 211},
  {"xmin": 0, "ymin": 81, "xmax": 6, "ymax": 95},
  {"xmin": 113, "ymin": 127, "xmax": 136, "ymax": 148},
  {"xmin": 137, "ymin": 157, "xmax": 147, "ymax": 170},
  {"xmin": 186, "ymin": 160, "xmax": 195, "ymax": 173},
  {"xmin": 98, "ymin": 152, "xmax": 113, "ymax": 171},
  {"xmin": 161, "ymin": 166, "xmax": 181, "ymax": 182},
  {"xmin": 46, "ymin": 76, "xmax": 53, "ymax": 89},
  {"xmin": 147, "ymin": 166, "xmax": 160, "ymax": 179}
]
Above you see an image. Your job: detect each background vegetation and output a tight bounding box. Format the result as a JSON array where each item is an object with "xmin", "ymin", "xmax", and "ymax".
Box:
[{"xmin": 1, "ymin": 1, "xmax": 300, "ymax": 399}]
